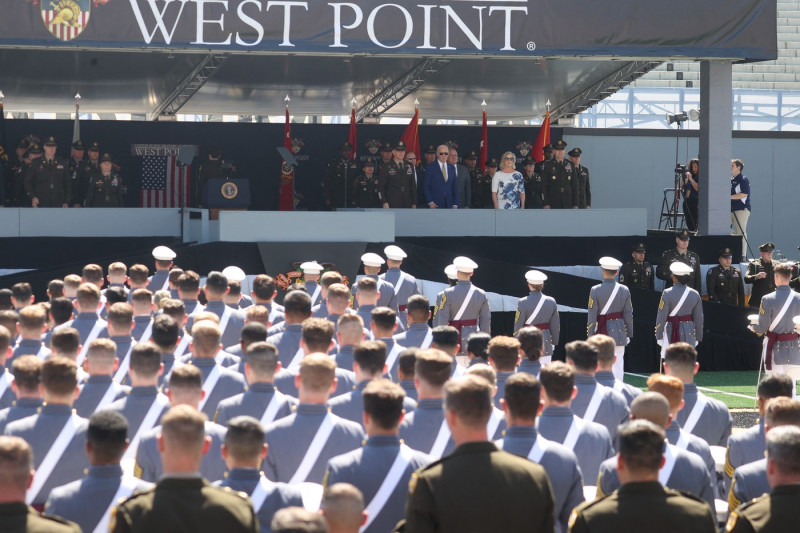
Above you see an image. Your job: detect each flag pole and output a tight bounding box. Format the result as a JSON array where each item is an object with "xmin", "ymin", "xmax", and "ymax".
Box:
[{"xmin": 73, "ymin": 92, "xmax": 81, "ymax": 144}]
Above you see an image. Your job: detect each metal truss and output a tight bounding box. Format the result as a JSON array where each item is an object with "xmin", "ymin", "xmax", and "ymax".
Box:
[
  {"xmin": 355, "ymin": 57, "xmax": 451, "ymax": 121},
  {"xmin": 151, "ymin": 54, "xmax": 229, "ymax": 121},
  {"xmin": 550, "ymin": 61, "xmax": 661, "ymax": 121}
]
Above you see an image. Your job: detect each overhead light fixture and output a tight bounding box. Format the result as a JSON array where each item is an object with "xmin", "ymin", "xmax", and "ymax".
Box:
[{"xmin": 666, "ymin": 109, "xmax": 699, "ymax": 126}]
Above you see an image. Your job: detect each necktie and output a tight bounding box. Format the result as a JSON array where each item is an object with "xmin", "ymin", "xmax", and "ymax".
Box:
[{"xmin": 442, "ymin": 163, "xmax": 447, "ymax": 182}]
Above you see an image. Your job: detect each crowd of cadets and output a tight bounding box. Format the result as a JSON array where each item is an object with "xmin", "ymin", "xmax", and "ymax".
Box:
[{"xmin": 0, "ymin": 242, "xmax": 795, "ymax": 532}]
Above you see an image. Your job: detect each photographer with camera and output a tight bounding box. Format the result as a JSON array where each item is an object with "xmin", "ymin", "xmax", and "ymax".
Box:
[{"xmin": 681, "ymin": 159, "xmax": 699, "ymax": 232}]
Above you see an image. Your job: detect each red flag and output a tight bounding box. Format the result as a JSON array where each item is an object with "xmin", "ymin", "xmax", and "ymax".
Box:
[
  {"xmin": 348, "ymin": 106, "xmax": 357, "ymax": 160},
  {"xmin": 532, "ymin": 111, "xmax": 551, "ymax": 163},
  {"xmin": 279, "ymin": 107, "xmax": 294, "ymax": 211},
  {"xmin": 399, "ymin": 108, "xmax": 420, "ymax": 159},
  {"xmin": 479, "ymin": 110, "xmax": 488, "ymax": 172}
]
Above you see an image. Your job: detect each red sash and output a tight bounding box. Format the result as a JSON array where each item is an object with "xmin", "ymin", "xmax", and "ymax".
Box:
[
  {"xmin": 533, "ymin": 323, "xmax": 550, "ymax": 331},
  {"xmin": 449, "ymin": 319, "xmax": 478, "ymax": 336},
  {"xmin": 765, "ymin": 332, "xmax": 798, "ymax": 370},
  {"xmin": 667, "ymin": 315, "xmax": 694, "ymax": 343},
  {"xmin": 597, "ymin": 312, "xmax": 623, "ymax": 335}
]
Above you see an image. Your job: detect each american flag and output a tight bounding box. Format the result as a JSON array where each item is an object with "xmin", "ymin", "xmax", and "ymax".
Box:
[{"xmin": 139, "ymin": 156, "xmax": 192, "ymax": 207}]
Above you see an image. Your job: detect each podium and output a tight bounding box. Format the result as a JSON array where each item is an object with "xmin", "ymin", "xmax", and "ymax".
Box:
[{"xmin": 205, "ymin": 179, "xmax": 250, "ymax": 220}]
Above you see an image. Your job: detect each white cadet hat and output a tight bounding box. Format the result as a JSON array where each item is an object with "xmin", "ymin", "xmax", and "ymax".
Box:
[
  {"xmin": 453, "ymin": 256, "xmax": 478, "ymax": 273},
  {"xmin": 669, "ymin": 262, "xmax": 693, "ymax": 276},
  {"xmin": 152, "ymin": 246, "xmax": 176, "ymax": 261},
  {"xmin": 384, "ymin": 245, "xmax": 407, "ymax": 261},
  {"xmin": 444, "ymin": 264, "xmax": 458, "ymax": 280},
  {"xmin": 300, "ymin": 261, "xmax": 324, "ymax": 275},
  {"xmin": 525, "ymin": 270, "xmax": 548, "ymax": 284},
  {"xmin": 222, "ymin": 266, "xmax": 246, "ymax": 282},
  {"xmin": 599, "ymin": 257, "xmax": 622, "ymax": 270},
  {"xmin": 361, "ymin": 253, "xmax": 385, "ymax": 268}
]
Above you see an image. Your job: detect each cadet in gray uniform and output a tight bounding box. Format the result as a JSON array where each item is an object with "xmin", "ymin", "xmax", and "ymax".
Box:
[
  {"xmin": 588, "ymin": 334, "xmax": 642, "ymax": 406},
  {"xmin": 216, "ymin": 416, "xmax": 305, "ymax": 533},
  {"xmin": 251, "ymin": 274, "xmax": 285, "ymax": 325},
  {"xmin": 656, "ymin": 262, "xmax": 704, "ymax": 358},
  {"xmin": 487, "ymin": 336, "xmax": 520, "ymax": 409},
  {"xmin": 725, "ymin": 374, "xmax": 793, "ymax": 493},
  {"xmin": 664, "ymin": 343, "xmax": 733, "ymax": 447},
  {"xmin": 433, "ymin": 256, "xmax": 491, "ymax": 355},
  {"xmin": 750, "ymin": 262, "xmax": 800, "ymax": 376},
  {"xmin": 4, "ymin": 357, "xmax": 89, "ymax": 507},
  {"xmin": 332, "ymin": 314, "xmax": 365, "ymax": 372},
  {"xmin": 596, "ymin": 393, "xmax": 715, "ymax": 509},
  {"xmin": 537, "ymin": 361, "xmax": 615, "ymax": 486},
  {"xmin": 73, "ymin": 339, "xmax": 130, "ymax": 417},
  {"xmin": 496, "ymin": 373, "xmax": 584, "ymax": 533},
  {"xmin": 267, "ymin": 290, "xmax": 311, "ymax": 369},
  {"xmin": 587, "ymin": 257, "xmax": 633, "ymax": 381},
  {"xmin": 728, "ymin": 397, "xmax": 800, "ymax": 511},
  {"xmin": 354, "ymin": 278, "xmax": 381, "ymax": 334},
  {"xmin": 10, "ymin": 305, "xmax": 51, "ymax": 365},
  {"xmin": 177, "ymin": 270, "xmax": 205, "ymax": 317},
  {"xmin": 46, "ymin": 412, "xmax": 153, "ymax": 533},
  {"xmin": 264, "ymin": 354, "xmax": 364, "ymax": 483},
  {"xmin": 148, "ymin": 315, "xmax": 184, "ymax": 388},
  {"xmin": 325, "ymin": 379, "xmax": 430, "ymax": 533},
  {"xmin": 214, "ymin": 342, "xmax": 295, "ymax": 427},
  {"xmin": 393, "ymin": 295, "xmax": 433, "ymax": 349},
  {"xmin": 202, "ymin": 271, "xmax": 247, "ymax": 349},
  {"xmin": 179, "ymin": 320, "xmax": 246, "ymax": 418},
  {"xmin": 146, "ymin": 246, "xmax": 175, "ymax": 293},
  {"xmin": 0, "ymin": 355, "xmax": 43, "ymax": 433},
  {"xmin": 134, "ymin": 365, "xmax": 227, "ymax": 482},
  {"xmin": 311, "ymin": 271, "xmax": 341, "ymax": 320},
  {"xmin": 465, "ymin": 364, "xmax": 508, "ymax": 440},
  {"xmin": 351, "ymin": 253, "xmax": 398, "ymax": 312},
  {"xmin": 59, "ymin": 283, "xmax": 108, "ymax": 348},
  {"xmin": 517, "ymin": 326, "xmax": 546, "ymax": 376},
  {"xmin": 566, "ymin": 341, "xmax": 630, "ymax": 444},
  {"xmin": 106, "ymin": 302, "xmax": 137, "ymax": 381},
  {"xmin": 130, "ymin": 289, "xmax": 154, "ymax": 342},
  {"xmin": 398, "ymin": 349, "xmax": 457, "ymax": 458},
  {"xmin": 397, "ymin": 348, "xmax": 418, "ymax": 402},
  {"xmin": 369, "ymin": 308, "xmax": 406, "ymax": 380},
  {"xmin": 300, "ymin": 261, "xmax": 325, "ymax": 307},
  {"xmin": 380, "ymin": 245, "xmax": 419, "ymax": 327},
  {"xmin": 329, "ymin": 341, "xmax": 416, "ymax": 426},
  {"xmin": 514, "ymin": 270, "xmax": 560, "ymax": 363}
]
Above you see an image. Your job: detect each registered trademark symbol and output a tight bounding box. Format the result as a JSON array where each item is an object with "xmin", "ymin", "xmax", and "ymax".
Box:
[{"xmin": 527, "ymin": 41, "xmax": 536, "ymax": 51}]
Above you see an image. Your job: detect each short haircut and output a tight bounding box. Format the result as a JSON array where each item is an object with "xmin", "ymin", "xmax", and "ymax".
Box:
[
  {"xmin": 47, "ymin": 279, "xmax": 65, "ymax": 298},
  {"xmin": 504, "ymin": 373, "xmax": 542, "ymax": 420},
  {"xmin": 646, "ymin": 374, "xmax": 684, "ymax": 410},
  {"xmin": 41, "ymin": 356, "xmax": 78, "ymax": 396},
  {"xmin": 337, "ymin": 314, "xmax": 364, "ymax": 344},
  {"xmin": 765, "ymin": 397, "xmax": 800, "ymax": 428},
  {"xmin": 272, "ymin": 507, "xmax": 327, "ymax": 533},
  {"xmin": 153, "ymin": 290, "xmax": 172, "ymax": 309},
  {"xmin": 108, "ymin": 262, "xmax": 127, "ymax": 277},
  {"xmin": 766, "ymin": 425, "xmax": 800, "ymax": 476},
  {"xmin": 398, "ymin": 347, "xmax": 417, "ymax": 378},
  {"xmin": 301, "ymin": 318, "xmax": 334, "ymax": 353},
  {"xmin": 76, "ymin": 283, "xmax": 101, "ymax": 307},
  {"xmin": 0, "ymin": 290, "xmax": 11, "ymax": 311},
  {"xmin": 151, "ymin": 314, "xmax": 179, "ymax": 350},
  {"xmin": 587, "ymin": 334, "xmax": 616, "ymax": 365},
  {"xmin": 18, "ymin": 305, "xmax": 46, "ymax": 330},
  {"xmin": 371, "ymin": 307, "xmax": 396, "ymax": 333},
  {"xmin": 299, "ymin": 353, "xmax": 337, "ymax": 393},
  {"xmin": 87, "ymin": 411, "xmax": 129, "ymax": 463},
  {"xmin": 0, "ymin": 325, "xmax": 10, "ymax": 355},
  {"xmin": 244, "ymin": 305, "xmax": 269, "ymax": 327},
  {"xmin": 731, "ymin": 158, "xmax": 744, "ymax": 171},
  {"xmin": 192, "ymin": 311, "xmax": 219, "ymax": 325},
  {"xmin": 326, "ymin": 284, "xmax": 350, "ymax": 307},
  {"xmin": 775, "ymin": 262, "xmax": 793, "ymax": 279},
  {"xmin": 224, "ymin": 416, "xmax": 265, "ymax": 462},
  {"xmin": 466, "ymin": 363, "xmax": 497, "ymax": 387},
  {"xmin": 251, "ymin": 274, "xmax": 277, "ymax": 300},
  {"xmin": 618, "ymin": 420, "xmax": 666, "ymax": 475},
  {"xmin": 50, "ymin": 327, "xmax": 81, "ymax": 355},
  {"xmin": 0, "ymin": 436, "xmax": 33, "ymax": 492},
  {"xmin": 320, "ymin": 271, "xmax": 343, "ymax": 289},
  {"xmin": 86, "ymin": 338, "xmax": 118, "ymax": 366},
  {"xmin": 11, "ymin": 282, "xmax": 33, "ymax": 304},
  {"xmin": 357, "ymin": 277, "xmax": 377, "ymax": 295},
  {"xmin": 12, "ymin": 355, "xmax": 42, "ymax": 392},
  {"xmin": 467, "ymin": 332, "xmax": 490, "ymax": 361},
  {"xmin": 565, "ymin": 340, "xmax": 598, "ymax": 371},
  {"xmin": 664, "ymin": 342, "xmax": 697, "ymax": 373},
  {"xmin": 130, "ymin": 342, "xmax": 163, "ymax": 377},
  {"xmin": 168, "ymin": 268, "xmax": 184, "ymax": 285},
  {"xmin": 362, "ymin": 379, "xmax": 405, "ymax": 430},
  {"xmin": 160, "ymin": 405, "xmax": 207, "ymax": 453},
  {"xmin": 177, "ymin": 270, "xmax": 201, "ymax": 293},
  {"xmin": 431, "ymin": 326, "xmax": 459, "ymax": 352},
  {"xmin": 406, "ymin": 294, "xmax": 430, "ymax": 322},
  {"xmin": 539, "ymin": 361, "xmax": 575, "ymax": 403},
  {"xmin": 82, "ymin": 264, "xmax": 103, "ymax": 283},
  {"xmin": 245, "ymin": 342, "xmax": 280, "ymax": 378},
  {"xmin": 444, "ymin": 374, "xmax": 493, "ymax": 428},
  {"xmin": 240, "ymin": 322, "xmax": 268, "ymax": 346},
  {"xmin": 227, "ymin": 280, "xmax": 242, "ymax": 297},
  {"xmin": 414, "ymin": 349, "xmax": 453, "ymax": 387},
  {"xmin": 322, "ymin": 483, "xmax": 365, "ymax": 532},
  {"xmin": 64, "ymin": 274, "xmax": 82, "ymax": 290},
  {"xmin": 105, "ymin": 287, "xmax": 128, "ymax": 306},
  {"xmin": 128, "ymin": 264, "xmax": 149, "ymax": 284},
  {"xmin": 190, "ymin": 320, "xmax": 222, "ymax": 356},
  {"xmin": 630, "ymin": 392, "xmax": 670, "ymax": 428},
  {"xmin": 758, "ymin": 373, "xmax": 795, "ymax": 400},
  {"xmin": 205, "ymin": 271, "xmax": 228, "ymax": 294},
  {"xmin": 0, "ymin": 310, "xmax": 18, "ymax": 336},
  {"xmin": 517, "ymin": 327, "xmax": 543, "ymax": 361},
  {"xmin": 168, "ymin": 364, "xmax": 203, "ymax": 392},
  {"xmin": 130, "ymin": 288, "xmax": 153, "ymax": 307},
  {"xmin": 353, "ymin": 340, "xmax": 387, "ymax": 375},
  {"xmin": 284, "ymin": 290, "xmax": 312, "ymax": 319},
  {"xmin": 160, "ymin": 299, "xmax": 186, "ymax": 323},
  {"xmin": 487, "ymin": 336, "xmax": 520, "ymax": 371},
  {"xmin": 49, "ymin": 298, "xmax": 74, "ymax": 325}
]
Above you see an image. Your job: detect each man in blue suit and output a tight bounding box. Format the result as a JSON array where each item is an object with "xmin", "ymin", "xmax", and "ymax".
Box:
[{"xmin": 424, "ymin": 144, "xmax": 459, "ymax": 208}]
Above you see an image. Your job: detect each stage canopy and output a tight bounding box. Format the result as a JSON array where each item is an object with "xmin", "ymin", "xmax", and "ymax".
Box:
[{"xmin": 0, "ymin": 0, "xmax": 777, "ymax": 120}]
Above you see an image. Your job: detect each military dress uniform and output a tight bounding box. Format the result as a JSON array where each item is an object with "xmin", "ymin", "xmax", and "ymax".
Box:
[
  {"xmin": 393, "ymin": 323, "xmax": 432, "ymax": 350},
  {"xmin": 655, "ymin": 280, "xmax": 704, "ymax": 351},
  {"xmin": 135, "ymin": 420, "xmax": 227, "ymax": 483},
  {"xmin": 728, "ymin": 458, "xmax": 767, "ymax": 512},
  {"xmin": 572, "ymin": 374, "xmax": 630, "ymax": 443},
  {"xmin": 468, "ymin": 164, "xmax": 488, "ymax": 208},
  {"xmin": 568, "ymin": 481, "xmax": 717, "ymax": 533},
  {"xmin": 329, "ymin": 380, "xmax": 416, "ymax": 427},
  {"xmin": 214, "ymin": 382, "xmax": 295, "ymax": 426},
  {"xmin": 179, "ymin": 357, "xmax": 247, "ymax": 418},
  {"xmin": 378, "ymin": 159, "xmax": 417, "ymax": 208},
  {"xmin": 381, "ymin": 266, "xmax": 419, "ymax": 327},
  {"xmin": 665, "ymin": 419, "xmax": 717, "ymax": 486},
  {"xmin": 85, "ymin": 172, "xmax": 124, "ymax": 207},
  {"xmin": 273, "ymin": 366, "xmax": 355, "ymax": 399},
  {"xmin": 66, "ymin": 156, "xmax": 87, "ymax": 206},
  {"xmin": 541, "ymin": 157, "xmax": 576, "ymax": 208},
  {"xmin": 619, "ymin": 260, "xmax": 655, "ymax": 290},
  {"xmin": 216, "ymin": 469, "xmax": 304, "ymax": 533},
  {"xmin": 351, "ymin": 170, "xmax": 380, "ymax": 208},
  {"xmin": 724, "ymin": 419, "xmax": 765, "ymax": 494},
  {"xmin": 24, "ymin": 155, "xmax": 71, "ymax": 207},
  {"xmin": 594, "ymin": 371, "xmax": 641, "ymax": 406},
  {"xmin": 433, "ymin": 279, "xmax": 491, "ymax": 355},
  {"xmin": 267, "ymin": 323, "xmax": 303, "ymax": 368},
  {"xmin": 657, "ymin": 247, "xmax": 702, "ymax": 292},
  {"xmin": 726, "ymin": 483, "xmax": 800, "ymax": 533},
  {"xmin": 324, "ymin": 155, "xmax": 359, "ymax": 209},
  {"xmin": 587, "ymin": 279, "xmax": 634, "ymax": 348},
  {"xmin": 677, "ymin": 382, "xmax": 733, "ymax": 447},
  {"xmin": 73, "ymin": 375, "xmax": 130, "ymax": 418},
  {"xmin": 351, "ymin": 274, "xmax": 399, "ymax": 312},
  {"xmin": 398, "ymin": 399, "xmax": 455, "ymax": 458},
  {"xmin": 522, "ymin": 165, "xmax": 543, "ymax": 209},
  {"xmin": 0, "ymin": 502, "xmax": 81, "ymax": 533},
  {"xmin": 707, "ymin": 263, "xmax": 745, "ymax": 306},
  {"xmin": 105, "ymin": 386, "xmax": 170, "ymax": 445},
  {"xmin": 751, "ymin": 285, "xmax": 800, "ymax": 372},
  {"xmin": 0, "ymin": 398, "xmax": 44, "ymax": 434},
  {"xmin": 574, "ymin": 163, "xmax": 591, "ymax": 209},
  {"xmin": 745, "ymin": 259, "xmax": 777, "ymax": 310}
]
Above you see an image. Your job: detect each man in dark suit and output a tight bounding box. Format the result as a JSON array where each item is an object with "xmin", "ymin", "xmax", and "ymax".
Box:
[
  {"xmin": 423, "ymin": 145, "xmax": 459, "ymax": 209},
  {"xmin": 449, "ymin": 147, "xmax": 471, "ymax": 209}
]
